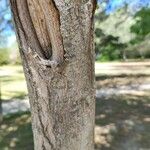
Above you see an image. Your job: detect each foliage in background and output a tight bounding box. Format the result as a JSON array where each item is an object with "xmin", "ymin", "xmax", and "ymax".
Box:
[
  {"xmin": 125, "ymin": 7, "xmax": 150, "ymax": 59},
  {"xmin": 130, "ymin": 8, "xmax": 150, "ymax": 44},
  {"xmin": 0, "ymin": 42, "xmax": 21, "ymax": 66},
  {"xmin": 95, "ymin": 28, "xmax": 127, "ymax": 61},
  {"xmin": 95, "ymin": 2, "xmax": 150, "ymax": 61},
  {"xmin": 95, "ymin": 6, "xmax": 132, "ymax": 61}
]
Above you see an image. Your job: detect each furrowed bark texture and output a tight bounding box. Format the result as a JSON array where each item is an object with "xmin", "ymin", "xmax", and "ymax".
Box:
[{"xmin": 10, "ymin": 0, "xmax": 96, "ymax": 149}]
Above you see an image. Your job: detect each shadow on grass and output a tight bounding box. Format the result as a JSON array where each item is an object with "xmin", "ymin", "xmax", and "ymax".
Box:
[
  {"xmin": 0, "ymin": 94, "xmax": 149, "ymax": 150},
  {"xmin": 0, "ymin": 112, "xmax": 33, "ymax": 150},
  {"xmin": 95, "ymin": 94, "xmax": 150, "ymax": 150},
  {"xmin": 96, "ymin": 75, "xmax": 150, "ymax": 89},
  {"xmin": 9, "ymin": 91, "xmax": 27, "ymax": 100},
  {"xmin": 95, "ymin": 74, "xmax": 150, "ymax": 81}
]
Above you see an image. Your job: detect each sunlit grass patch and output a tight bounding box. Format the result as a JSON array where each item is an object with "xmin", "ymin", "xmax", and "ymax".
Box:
[
  {"xmin": 0, "ymin": 65, "xmax": 27, "ymax": 100},
  {"xmin": 1, "ymin": 81, "xmax": 27, "ymax": 100}
]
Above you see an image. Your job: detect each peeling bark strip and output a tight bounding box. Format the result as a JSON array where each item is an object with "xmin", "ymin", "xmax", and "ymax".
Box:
[{"xmin": 10, "ymin": 0, "xmax": 96, "ymax": 150}]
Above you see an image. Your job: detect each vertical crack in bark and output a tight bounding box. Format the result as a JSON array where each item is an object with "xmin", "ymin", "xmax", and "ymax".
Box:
[
  {"xmin": 27, "ymin": 0, "xmax": 52, "ymax": 59},
  {"xmin": 37, "ymin": 0, "xmax": 64, "ymax": 66},
  {"xmin": 18, "ymin": 0, "xmax": 66, "ymax": 69},
  {"xmin": 25, "ymin": 0, "xmax": 49, "ymax": 59},
  {"xmin": 92, "ymin": 0, "xmax": 97, "ymax": 16}
]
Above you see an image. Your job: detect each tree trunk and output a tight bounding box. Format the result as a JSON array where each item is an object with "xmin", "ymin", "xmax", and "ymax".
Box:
[
  {"xmin": 122, "ymin": 49, "xmax": 127, "ymax": 61},
  {"xmin": 10, "ymin": 0, "xmax": 96, "ymax": 149}
]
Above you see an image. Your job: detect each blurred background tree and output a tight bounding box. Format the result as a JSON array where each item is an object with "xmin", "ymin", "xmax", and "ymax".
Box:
[
  {"xmin": 95, "ymin": 0, "xmax": 150, "ymax": 61},
  {"xmin": 127, "ymin": 8, "xmax": 150, "ymax": 59},
  {"xmin": 131, "ymin": 8, "xmax": 150, "ymax": 39}
]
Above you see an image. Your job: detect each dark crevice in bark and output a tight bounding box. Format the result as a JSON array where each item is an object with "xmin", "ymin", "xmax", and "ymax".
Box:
[
  {"xmin": 25, "ymin": 0, "xmax": 51, "ymax": 59},
  {"xmin": 27, "ymin": 0, "xmax": 52, "ymax": 59},
  {"xmin": 42, "ymin": 144, "xmax": 46, "ymax": 150},
  {"xmin": 25, "ymin": 9, "xmax": 46, "ymax": 58},
  {"xmin": 48, "ymin": 0, "xmax": 65, "ymax": 64},
  {"xmin": 88, "ymin": 22, "xmax": 95, "ymax": 87},
  {"xmin": 92, "ymin": 0, "xmax": 97, "ymax": 17}
]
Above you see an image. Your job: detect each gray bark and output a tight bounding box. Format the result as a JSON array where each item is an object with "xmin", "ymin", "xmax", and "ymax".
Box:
[{"xmin": 10, "ymin": 0, "xmax": 96, "ymax": 149}]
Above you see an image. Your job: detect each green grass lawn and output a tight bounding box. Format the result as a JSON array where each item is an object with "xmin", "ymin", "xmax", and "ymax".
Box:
[
  {"xmin": 0, "ymin": 112, "xmax": 33, "ymax": 150},
  {"xmin": 0, "ymin": 65, "xmax": 28, "ymax": 100}
]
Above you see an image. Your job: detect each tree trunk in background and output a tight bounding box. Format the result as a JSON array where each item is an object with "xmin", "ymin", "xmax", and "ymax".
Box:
[{"xmin": 10, "ymin": 0, "xmax": 96, "ymax": 149}]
